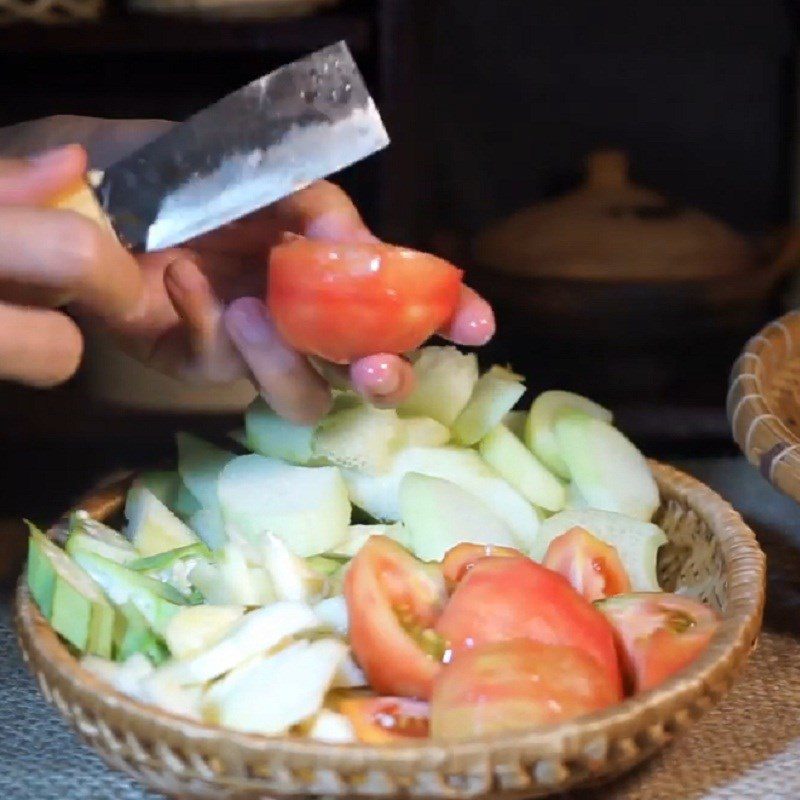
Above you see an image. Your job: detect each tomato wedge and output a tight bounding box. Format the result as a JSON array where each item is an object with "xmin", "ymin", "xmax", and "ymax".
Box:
[
  {"xmin": 267, "ymin": 238, "xmax": 464, "ymax": 363},
  {"xmin": 431, "ymin": 639, "xmax": 619, "ymax": 740},
  {"xmin": 596, "ymin": 592, "xmax": 720, "ymax": 693},
  {"xmin": 435, "ymin": 556, "xmax": 622, "ymax": 695},
  {"xmin": 440, "ymin": 543, "xmax": 521, "ymax": 585},
  {"xmin": 345, "ymin": 536, "xmax": 447, "ymax": 699},
  {"xmin": 542, "ymin": 526, "xmax": 631, "ymax": 602},
  {"xmin": 338, "ymin": 696, "xmax": 430, "ymax": 743}
]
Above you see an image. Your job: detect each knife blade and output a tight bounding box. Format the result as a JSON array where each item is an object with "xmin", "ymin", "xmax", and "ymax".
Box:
[{"xmin": 93, "ymin": 41, "xmax": 389, "ymax": 252}]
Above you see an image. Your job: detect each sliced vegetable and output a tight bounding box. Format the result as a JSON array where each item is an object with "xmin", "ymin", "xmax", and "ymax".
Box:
[
  {"xmin": 163, "ymin": 604, "xmax": 245, "ymax": 660},
  {"xmin": 268, "ymin": 239, "xmax": 463, "ymax": 364},
  {"xmin": 343, "ymin": 446, "xmax": 540, "ymax": 554},
  {"xmin": 176, "ymin": 432, "xmax": 234, "ymax": 511},
  {"xmin": 81, "ymin": 652, "xmax": 155, "ymax": 696},
  {"xmin": 330, "ymin": 523, "xmax": 409, "ymax": 558},
  {"xmin": 219, "ymin": 455, "xmax": 350, "ymax": 556},
  {"xmin": 435, "ymin": 555, "xmax": 622, "ymax": 695},
  {"xmin": 173, "ymin": 484, "xmax": 202, "ymax": 519},
  {"xmin": 440, "ymin": 542, "xmax": 521, "ymax": 585},
  {"xmin": 205, "ymin": 639, "xmax": 347, "ymax": 733},
  {"xmin": 66, "ymin": 530, "xmax": 138, "ymax": 566},
  {"xmin": 396, "ymin": 416, "xmax": 450, "ymax": 449},
  {"xmin": 137, "ymin": 672, "xmax": 204, "ymax": 720},
  {"xmin": 345, "ymin": 537, "xmax": 446, "ymax": 699},
  {"xmin": 536, "ymin": 509, "xmax": 666, "ymax": 591},
  {"xmin": 597, "ymin": 592, "xmax": 720, "ymax": 693},
  {"xmin": 399, "ymin": 473, "xmax": 518, "ymax": 562},
  {"xmin": 128, "ymin": 542, "xmax": 210, "ymax": 572},
  {"xmin": 159, "ymin": 601, "xmax": 321, "ymax": 686},
  {"xmin": 452, "ymin": 366, "xmax": 526, "ymax": 446},
  {"xmin": 245, "ymin": 398, "xmax": 317, "ymax": 465},
  {"xmin": 137, "ymin": 470, "xmax": 181, "ymax": 509},
  {"xmin": 313, "ymin": 595, "xmax": 349, "ymax": 636},
  {"xmin": 339, "ymin": 696, "xmax": 430, "ymax": 743},
  {"xmin": 190, "ymin": 543, "xmax": 274, "ymax": 606},
  {"xmin": 68, "ymin": 511, "xmax": 135, "ymax": 551},
  {"xmin": 502, "ymin": 410, "xmax": 527, "ymax": 440},
  {"xmin": 27, "ymin": 525, "xmax": 114, "ymax": 657},
  {"xmin": 307, "ymin": 709, "xmax": 356, "ymax": 743},
  {"xmin": 263, "ymin": 534, "xmax": 327, "ymax": 603},
  {"xmin": 114, "ymin": 601, "xmax": 169, "ymax": 665},
  {"xmin": 525, "ymin": 390, "xmax": 613, "ymax": 479},
  {"xmin": 542, "ymin": 527, "xmax": 632, "ymax": 602},
  {"xmin": 478, "ymin": 424, "xmax": 566, "ymax": 512},
  {"xmin": 313, "ymin": 404, "xmax": 402, "ymax": 474},
  {"xmin": 554, "ymin": 412, "xmax": 659, "ymax": 521},
  {"xmin": 398, "ymin": 346, "xmax": 478, "ymax": 426},
  {"xmin": 565, "ymin": 482, "xmax": 589, "ymax": 510},
  {"xmin": 125, "ymin": 485, "xmax": 200, "ymax": 557},
  {"xmin": 431, "ymin": 639, "xmax": 619, "ymax": 740},
  {"xmin": 188, "ymin": 507, "xmax": 227, "ymax": 550}
]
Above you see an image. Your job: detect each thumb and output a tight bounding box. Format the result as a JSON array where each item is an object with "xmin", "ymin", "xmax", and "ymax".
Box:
[{"xmin": 0, "ymin": 144, "xmax": 87, "ymax": 206}]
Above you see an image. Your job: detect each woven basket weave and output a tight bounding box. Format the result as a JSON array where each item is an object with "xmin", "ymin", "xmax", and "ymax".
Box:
[
  {"xmin": 729, "ymin": 309, "xmax": 800, "ymax": 503},
  {"xmin": 15, "ymin": 462, "xmax": 765, "ymax": 799}
]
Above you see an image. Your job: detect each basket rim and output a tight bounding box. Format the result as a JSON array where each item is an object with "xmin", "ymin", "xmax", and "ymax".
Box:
[
  {"xmin": 728, "ymin": 308, "xmax": 800, "ymax": 502},
  {"xmin": 15, "ymin": 460, "xmax": 766, "ymax": 770}
]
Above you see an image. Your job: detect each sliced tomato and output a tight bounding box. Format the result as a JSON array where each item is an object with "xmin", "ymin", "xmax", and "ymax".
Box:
[
  {"xmin": 542, "ymin": 526, "xmax": 631, "ymax": 602},
  {"xmin": 431, "ymin": 639, "xmax": 619, "ymax": 741},
  {"xmin": 435, "ymin": 555, "xmax": 622, "ymax": 695},
  {"xmin": 596, "ymin": 592, "xmax": 720, "ymax": 693},
  {"xmin": 441, "ymin": 543, "xmax": 521, "ymax": 585},
  {"xmin": 267, "ymin": 238, "xmax": 464, "ymax": 363},
  {"xmin": 345, "ymin": 536, "xmax": 447, "ymax": 699},
  {"xmin": 338, "ymin": 696, "xmax": 430, "ymax": 743}
]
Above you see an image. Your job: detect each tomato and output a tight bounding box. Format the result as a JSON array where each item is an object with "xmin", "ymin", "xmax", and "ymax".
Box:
[
  {"xmin": 542, "ymin": 526, "xmax": 631, "ymax": 603},
  {"xmin": 440, "ymin": 543, "xmax": 521, "ymax": 585},
  {"xmin": 435, "ymin": 556, "xmax": 622, "ymax": 695},
  {"xmin": 345, "ymin": 536, "xmax": 447, "ymax": 699},
  {"xmin": 267, "ymin": 238, "xmax": 464, "ymax": 363},
  {"xmin": 338, "ymin": 696, "xmax": 430, "ymax": 743},
  {"xmin": 431, "ymin": 639, "xmax": 619, "ymax": 740},
  {"xmin": 596, "ymin": 592, "xmax": 720, "ymax": 693}
]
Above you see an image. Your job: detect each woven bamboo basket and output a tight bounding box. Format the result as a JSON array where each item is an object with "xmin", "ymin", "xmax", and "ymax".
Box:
[
  {"xmin": 15, "ymin": 462, "xmax": 765, "ymax": 799},
  {"xmin": 729, "ymin": 308, "xmax": 800, "ymax": 503}
]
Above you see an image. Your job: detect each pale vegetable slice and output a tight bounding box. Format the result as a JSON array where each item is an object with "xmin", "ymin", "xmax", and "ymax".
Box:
[
  {"xmin": 398, "ymin": 346, "xmax": 479, "ymax": 426},
  {"xmin": 313, "ymin": 595, "xmax": 349, "ymax": 636},
  {"xmin": 137, "ymin": 470, "xmax": 181, "ymax": 509},
  {"xmin": 66, "ymin": 530, "xmax": 138, "ymax": 566},
  {"xmin": 343, "ymin": 446, "xmax": 540, "ymax": 553},
  {"xmin": 125, "ymin": 485, "xmax": 200, "ymax": 557},
  {"xmin": 554, "ymin": 411, "xmax": 659, "ymax": 522},
  {"xmin": 525, "ymin": 390, "xmax": 613, "ymax": 479},
  {"xmin": 452, "ymin": 366, "xmax": 526, "ymax": 445},
  {"xmin": 173, "ymin": 484, "xmax": 201, "ymax": 519},
  {"xmin": 399, "ymin": 473, "xmax": 518, "ymax": 561},
  {"xmin": 330, "ymin": 523, "xmax": 408, "ymax": 557},
  {"xmin": 164, "ymin": 605, "xmax": 245, "ymax": 659},
  {"xmin": 176, "ymin": 432, "xmax": 234, "ymax": 511},
  {"xmin": 158, "ymin": 601, "xmax": 321, "ymax": 685},
  {"xmin": 136, "ymin": 673, "xmax": 204, "ymax": 721},
  {"xmin": 81, "ymin": 653, "xmax": 154, "ymax": 696},
  {"xmin": 307, "ymin": 710, "xmax": 356, "ymax": 743},
  {"xmin": 27, "ymin": 526, "xmax": 114, "ymax": 657},
  {"xmin": 332, "ymin": 653, "xmax": 368, "ymax": 688},
  {"xmin": 565, "ymin": 483, "xmax": 590, "ymax": 510},
  {"xmin": 190, "ymin": 543, "xmax": 274, "ymax": 606},
  {"xmin": 245, "ymin": 398, "xmax": 316, "ymax": 465},
  {"xmin": 206, "ymin": 639, "xmax": 347, "ymax": 734},
  {"xmin": 397, "ymin": 416, "xmax": 450, "ymax": 448},
  {"xmin": 313, "ymin": 404, "xmax": 402, "ymax": 474},
  {"xmin": 263, "ymin": 534, "xmax": 327, "ymax": 603},
  {"xmin": 219, "ymin": 455, "xmax": 351, "ymax": 556},
  {"xmin": 114, "ymin": 601, "xmax": 169, "ymax": 665},
  {"xmin": 503, "ymin": 410, "xmax": 527, "ymax": 440},
  {"xmin": 188, "ymin": 508, "xmax": 228, "ymax": 550},
  {"xmin": 128, "ymin": 542, "xmax": 210, "ymax": 572},
  {"xmin": 478, "ymin": 425, "xmax": 566, "ymax": 512},
  {"xmin": 535, "ymin": 508, "xmax": 667, "ymax": 591},
  {"xmin": 68, "ymin": 511, "xmax": 133, "ymax": 550}
]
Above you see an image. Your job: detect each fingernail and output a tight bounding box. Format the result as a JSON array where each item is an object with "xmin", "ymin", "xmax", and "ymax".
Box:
[
  {"xmin": 350, "ymin": 355, "xmax": 402, "ymax": 397},
  {"xmin": 451, "ymin": 310, "xmax": 495, "ymax": 346},
  {"xmin": 305, "ymin": 212, "xmax": 378, "ymax": 243},
  {"xmin": 225, "ymin": 298, "xmax": 271, "ymax": 346}
]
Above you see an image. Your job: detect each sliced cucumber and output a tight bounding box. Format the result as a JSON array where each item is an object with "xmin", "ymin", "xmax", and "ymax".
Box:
[
  {"xmin": 190, "ymin": 543, "xmax": 274, "ymax": 606},
  {"xmin": 245, "ymin": 398, "xmax": 316, "ymax": 465},
  {"xmin": 114, "ymin": 601, "xmax": 169, "ymax": 665},
  {"xmin": 262, "ymin": 534, "xmax": 327, "ymax": 603},
  {"xmin": 565, "ymin": 482, "xmax": 589, "ymax": 510},
  {"xmin": 66, "ymin": 530, "xmax": 138, "ymax": 566},
  {"xmin": 308, "ymin": 710, "xmax": 356, "ymax": 743},
  {"xmin": 525, "ymin": 390, "xmax": 613, "ymax": 479},
  {"xmin": 312, "ymin": 596, "xmax": 349, "ymax": 636},
  {"xmin": 306, "ymin": 554, "xmax": 349, "ymax": 576},
  {"xmin": 176, "ymin": 432, "xmax": 234, "ymax": 511},
  {"xmin": 128, "ymin": 542, "xmax": 210, "ymax": 572},
  {"xmin": 164, "ymin": 605, "xmax": 244, "ymax": 659},
  {"xmin": 158, "ymin": 601, "xmax": 321, "ymax": 685},
  {"xmin": 71, "ymin": 549, "xmax": 186, "ymax": 636},
  {"xmin": 68, "ymin": 511, "xmax": 133, "ymax": 550},
  {"xmin": 535, "ymin": 508, "xmax": 667, "ymax": 591},
  {"xmin": 138, "ymin": 470, "xmax": 181, "ymax": 509},
  {"xmin": 205, "ymin": 639, "xmax": 347, "ymax": 734},
  {"xmin": 554, "ymin": 411, "xmax": 659, "ymax": 521},
  {"xmin": 27, "ymin": 525, "xmax": 114, "ymax": 657},
  {"xmin": 399, "ymin": 472, "xmax": 518, "ymax": 561},
  {"xmin": 188, "ymin": 507, "xmax": 228, "ymax": 550},
  {"xmin": 82, "ymin": 652, "xmax": 155, "ymax": 696},
  {"xmin": 330, "ymin": 522, "xmax": 408, "ymax": 557},
  {"xmin": 478, "ymin": 425, "xmax": 566, "ymax": 512},
  {"xmin": 219, "ymin": 455, "xmax": 350, "ymax": 557},
  {"xmin": 503, "ymin": 410, "xmax": 527, "ymax": 440},
  {"xmin": 173, "ymin": 484, "xmax": 201, "ymax": 519},
  {"xmin": 452, "ymin": 366, "xmax": 526, "ymax": 446},
  {"xmin": 125, "ymin": 485, "xmax": 200, "ymax": 557},
  {"xmin": 397, "ymin": 416, "xmax": 450, "ymax": 449},
  {"xmin": 398, "ymin": 346, "xmax": 479, "ymax": 426},
  {"xmin": 312, "ymin": 404, "xmax": 402, "ymax": 474},
  {"xmin": 343, "ymin": 446, "xmax": 540, "ymax": 553}
]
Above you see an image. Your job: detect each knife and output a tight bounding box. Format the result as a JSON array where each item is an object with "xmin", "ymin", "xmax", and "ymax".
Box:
[{"xmin": 89, "ymin": 41, "xmax": 389, "ymax": 252}]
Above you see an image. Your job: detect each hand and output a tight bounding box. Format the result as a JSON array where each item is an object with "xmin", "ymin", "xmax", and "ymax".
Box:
[{"xmin": 0, "ymin": 118, "xmax": 495, "ymax": 422}]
